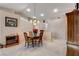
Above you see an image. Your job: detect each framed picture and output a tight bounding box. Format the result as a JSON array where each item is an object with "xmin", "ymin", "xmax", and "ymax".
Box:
[{"xmin": 5, "ymin": 17, "xmax": 18, "ymax": 27}]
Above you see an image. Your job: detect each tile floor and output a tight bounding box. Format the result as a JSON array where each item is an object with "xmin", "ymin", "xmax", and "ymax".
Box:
[{"xmin": 0, "ymin": 39, "xmax": 67, "ymax": 56}]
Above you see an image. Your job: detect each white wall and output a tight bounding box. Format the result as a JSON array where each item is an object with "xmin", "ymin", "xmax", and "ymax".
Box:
[
  {"xmin": 28, "ymin": 16, "xmax": 67, "ymax": 41},
  {"xmin": 0, "ymin": 19, "xmax": 1, "ymax": 41},
  {"xmin": 19, "ymin": 17, "xmax": 32, "ymax": 43},
  {"xmin": 0, "ymin": 10, "xmax": 20, "ymax": 44},
  {"xmin": 0, "ymin": 9, "xmax": 67, "ymax": 44},
  {"xmin": 0, "ymin": 10, "xmax": 32, "ymax": 44},
  {"xmin": 47, "ymin": 15, "xmax": 67, "ymax": 40}
]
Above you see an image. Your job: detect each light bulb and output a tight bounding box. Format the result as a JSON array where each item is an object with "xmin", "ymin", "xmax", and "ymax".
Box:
[
  {"xmin": 40, "ymin": 13, "xmax": 44, "ymax": 17},
  {"xmin": 34, "ymin": 20, "xmax": 37, "ymax": 23},
  {"xmin": 26, "ymin": 8, "xmax": 31, "ymax": 12},
  {"xmin": 33, "ymin": 22, "xmax": 36, "ymax": 25},
  {"xmin": 53, "ymin": 8, "xmax": 58, "ymax": 13},
  {"xmin": 37, "ymin": 20, "xmax": 40, "ymax": 23}
]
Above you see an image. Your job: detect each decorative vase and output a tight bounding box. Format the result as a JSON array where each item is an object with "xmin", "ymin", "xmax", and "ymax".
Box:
[{"xmin": 33, "ymin": 29, "xmax": 38, "ymax": 37}]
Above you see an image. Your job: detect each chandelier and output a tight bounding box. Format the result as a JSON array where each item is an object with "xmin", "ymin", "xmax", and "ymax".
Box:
[{"xmin": 29, "ymin": 3, "xmax": 39, "ymax": 25}]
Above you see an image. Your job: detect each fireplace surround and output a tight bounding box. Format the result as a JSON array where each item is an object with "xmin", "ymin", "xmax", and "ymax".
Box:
[{"xmin": 5, "ymin": 35, "xmax": 19, "ymax": 47}]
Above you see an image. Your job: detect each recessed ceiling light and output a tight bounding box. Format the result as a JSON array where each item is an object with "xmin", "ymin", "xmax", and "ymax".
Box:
[
  {"xmin": 40, "ymin": 13, "xmax": 44, "ymax": 17},
  {"xmin": 26, "ymin": 8, "xmax": 31, "ymax": 12},
  {"xmin": 53, "ymin": 8, "xmax": 58, "ymax": 13},
  {"xmin": 33, "ymin": 16, "xmax": 36, "ymax": 19}
]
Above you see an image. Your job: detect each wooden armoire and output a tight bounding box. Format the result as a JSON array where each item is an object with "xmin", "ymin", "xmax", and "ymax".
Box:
[{"xmin": 66, "ymin": 10, "xmax": 79, "ymax": 56}]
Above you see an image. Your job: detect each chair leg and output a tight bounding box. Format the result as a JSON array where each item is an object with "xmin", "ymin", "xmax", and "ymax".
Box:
[
  {"xmin": 32, "ymin": 40, "xmax": 34, "ymax": 47},
  {"xmin": 40, "ymin": 39, "xmax": 43, "ymax": 45},
  {"xmin": 36, "ymin": 39, "xmax": 40, "ymax": 46},
  {"xmin": 27, "ymin": 42, "xmax": 30, "ymax": 48},
  {"xmin": 25, "ymin": 42, "xmax": 26, "ymax": 47},
  {"xmin": 38, "ymin": 40, "xmax": 40, "ymax": 46},
  {"xmin": 35, "ymin": 39, "xmax": 37, "ymax": 46}
]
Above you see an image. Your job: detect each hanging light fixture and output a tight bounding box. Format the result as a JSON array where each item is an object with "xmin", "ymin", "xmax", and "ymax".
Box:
[
  {"xmin": 33, "ymin": 3, "xmax": 36, "ymax": 19},
  {"xmin": 32, "ymin": 3, "xmax": 40, "ymax": 25},
  {"xmin": 26, "ymin": 4, "xmax": 36, "ymax": 23},
  {"xmin": 29, "ymin": 19, "xmax": 32, "ymax": 23},
  {"xmin": 27, "ymin": 3, "xmax": 40, "ymax": 24}
]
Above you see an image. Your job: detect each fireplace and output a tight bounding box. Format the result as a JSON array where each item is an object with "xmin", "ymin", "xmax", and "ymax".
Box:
[{"xmin": 5, "ymin": 35, "xmax": 19, "ymax": 47}]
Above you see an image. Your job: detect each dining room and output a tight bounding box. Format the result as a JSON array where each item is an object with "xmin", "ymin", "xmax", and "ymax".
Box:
[{"xmin": 0, "ymin": 3, "xmax": 76, "ymax": 56}]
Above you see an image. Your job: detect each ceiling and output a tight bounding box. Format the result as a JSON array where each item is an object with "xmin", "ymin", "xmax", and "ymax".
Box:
[{"xmin": 0, "ymin": 3, "xmax": 75, "ymax": 20}]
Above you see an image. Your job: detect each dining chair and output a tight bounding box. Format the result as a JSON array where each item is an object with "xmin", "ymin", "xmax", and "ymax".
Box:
[
  {"xmin": 38, "ymin": 30, "xmax": 44, "ymax": 45},
  {"xmin": 24, "ymin": 32, "xmax": 33, "ymax": 47},
  {"xmin": 0, "ymin": 44, "xmax": 3, "ymax": 48},
  {"xmin": 34, "ymin": 30, "xmax": 44, "ymax": 46},
  {"xmin": 29, "ymin": 31, "xmax": 33, "ymax": 37}
]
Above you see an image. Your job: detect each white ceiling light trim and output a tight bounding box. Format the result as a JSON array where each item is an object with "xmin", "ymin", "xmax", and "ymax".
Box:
[
  {"xmin": 40, "ymin": 13, "xmax": 44, "ymax": 17},
  {"xmin": 26, "ymin": 8, "xmax": 31, "ymax": 12},
  {"xmin": 53, "ymin": 8, "xmax": 58, "ymax": 13}
]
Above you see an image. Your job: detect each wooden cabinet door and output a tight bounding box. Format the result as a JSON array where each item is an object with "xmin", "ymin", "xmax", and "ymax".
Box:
[
  {"xmin": 66, "ymin": 11, "xmax": 79, "ymax": 56},
  {"xmin": 67, "ymin": 13, "xmax": 74, "ymax": 43},
  {"xmin": 76, "ymin": 12, "xmax": 79, "ymax": 45},
  {"xmin": 67, "ymin": 45, "xmax": 79, "ymax": 56}
]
